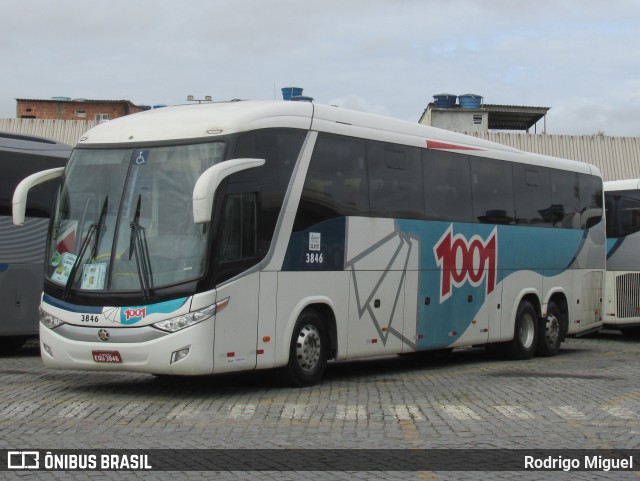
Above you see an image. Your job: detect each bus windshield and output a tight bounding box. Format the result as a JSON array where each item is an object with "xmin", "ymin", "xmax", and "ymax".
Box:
[{"xmin": 46, "ymin": 142, "xmax": 226, "ymax": 294}]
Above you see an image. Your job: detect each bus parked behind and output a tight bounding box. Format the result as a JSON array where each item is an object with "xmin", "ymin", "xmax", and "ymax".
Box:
[
  {"xmin": 1, "ymin": 132, "xmax": 71, "ymax": 350},
  {"xmin": 604, "ymin": 179, "xmax": 640, "ymax": 335}
]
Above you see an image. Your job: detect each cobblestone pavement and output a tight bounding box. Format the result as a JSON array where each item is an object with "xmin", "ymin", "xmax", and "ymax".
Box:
[{"xmin": 0, "ymin": 332, "xmax": 638, "ymax": 480}]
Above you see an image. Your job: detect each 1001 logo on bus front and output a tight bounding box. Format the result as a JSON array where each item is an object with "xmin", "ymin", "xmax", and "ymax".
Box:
[{"xmin": 433, "ymin": 225, "xmax": 498, "ymax": 303}]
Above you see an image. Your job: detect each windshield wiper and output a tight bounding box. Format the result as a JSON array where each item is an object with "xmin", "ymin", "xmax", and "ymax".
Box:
[
  {"xmin": 63, "ymin": 196, "xmax": 109, "ymax": 300},
  {"xmin": 129, "ymin": 194, "xmax": 153, "ymax": 300}
]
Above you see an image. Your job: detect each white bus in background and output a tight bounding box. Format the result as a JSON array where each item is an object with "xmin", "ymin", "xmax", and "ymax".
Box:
[
  {"xmin": 13, "ymin": 101, "xmax": 605, "ymax": 386},
  {"xmin": 1, "ymin": 132, "xmax": 71, "ymax": 350},
  {"xmin": 604, "ymin": 179, "xmax": 640, "ymax": 335}
]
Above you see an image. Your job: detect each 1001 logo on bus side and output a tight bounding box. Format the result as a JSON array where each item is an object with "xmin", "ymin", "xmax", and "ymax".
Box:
[{"xmin": 434, "ymin": 225, "xmax": 498, "ymax": 303}]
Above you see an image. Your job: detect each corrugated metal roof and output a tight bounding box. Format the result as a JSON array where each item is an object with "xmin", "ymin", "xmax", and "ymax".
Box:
[
  {"xmin": 0, "ymin": 118, "xmax": 98, "ymax": 146},
  {"xmin": 467, "ymin": 131, "xmax": 640, "ymax": 181}
]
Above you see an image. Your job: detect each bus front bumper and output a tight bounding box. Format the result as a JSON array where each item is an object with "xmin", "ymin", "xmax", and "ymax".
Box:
[{"xmin": 39, "ymin": 319, "xmax": 215, "ymax": 376}]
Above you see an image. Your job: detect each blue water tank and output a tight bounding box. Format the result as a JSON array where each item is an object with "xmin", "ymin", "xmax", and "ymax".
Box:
[
  {"xmin": 458, "ymin": 94, "xmax": 483, "ymax": 109},
  {"xmin": 433, "ymin": 93, "xmax": 457, "ymax": 108},
  {"xmin": 282, "ymin": 87, "xmax": 304, "ymax": 100}
]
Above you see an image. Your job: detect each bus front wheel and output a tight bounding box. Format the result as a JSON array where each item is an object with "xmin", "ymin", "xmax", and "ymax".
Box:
[
  {"xmin": 282, "ymin": 309, "xmax": 328, "ymax": 387},
  {"xmin": 504, "ymin": 300, "xmax": 538, "ymax": 360},
  {"xmin": 536, "ymin": 301, "xmax": 562, "ymax": 357}
]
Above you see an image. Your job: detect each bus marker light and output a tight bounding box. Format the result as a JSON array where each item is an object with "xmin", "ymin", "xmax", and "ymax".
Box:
[
  {"xmin": 381, "ymin": 327, "xmax": 388, "ymax": 332},
  {"xmin": 263, "ymin": 336, "xmax": 271, "ymax": 342},
  {"xmin": 257, "ymin": 349, "xmax": 264, "ymax": 355},
  {"xmin": 227, "ymin": 352, "xmax": 235, "ymax": 357}
]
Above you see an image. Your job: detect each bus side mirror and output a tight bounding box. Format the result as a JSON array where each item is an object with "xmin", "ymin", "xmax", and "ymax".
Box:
[
  {"xmin": 12, "ymin": 167, "xmax": 65, "ymax": 226},
  {"xmin": 193, "ymin": 158, "xmax": 265, "ymax": 223}
]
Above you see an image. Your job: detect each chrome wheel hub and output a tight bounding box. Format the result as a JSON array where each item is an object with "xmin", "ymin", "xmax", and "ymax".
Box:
[
  {"xmin": 519, "ymin": 312, "xmax": 536, "ymax": 349},
  {"xmin": 545, "ymin": 314, "xmax": 560, "ymax": 345},
  {"xmin": 296, "ymin": 325, "xmax": 321, "ymax": 372}
]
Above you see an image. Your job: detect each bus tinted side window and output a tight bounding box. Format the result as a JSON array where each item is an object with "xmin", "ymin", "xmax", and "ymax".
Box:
[
  {"xmin": 218, "ymin": 192, "xmax": 258, "ymax": 262},
  {"xmin": 579, "ymin": 174, "xmax": 603, "ymax": 229},
  {"xmin": 471, "ymin": 157, "xmax": 515, "ymax": 225},
  {"xmin": 605, "ymin": 190, "xmax": 640, "ymax": 238},
  {"xmin": 513, "ymin": 165, "xmax": 553, "ymax": 227},
  {"xmin": 367, "ymin": 141, "xmax": 423, "ymax": 219},
  {"xmin": 550, "ymin": 170, "xmax": 580, "ymax": 229},
  {"xmin": 423, "ymin": 150, "xmax": 473, "ymax": 223},
  {"xmin": 294, "ymin": 133, "xmax": 368, "ymax": 231},
  {"xmin": 0, "ymin": 151, "xmax": 65, "ymax": 217},
  {"xmin": 232, "ymin": 128, "xmax": 305, "ymax": 254}
]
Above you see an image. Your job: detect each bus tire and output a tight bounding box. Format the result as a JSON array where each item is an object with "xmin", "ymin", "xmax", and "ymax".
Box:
[
  {"xmin": 536, "ymin": 301, "xmax": 562, "ymax": 357},
  {"xmin": 504, "ymin": 300, "xmax": 538, "ymax": 360},
  {"xmin": 282, "ymin": 309, "xmax": 327, "ymax": 387}
]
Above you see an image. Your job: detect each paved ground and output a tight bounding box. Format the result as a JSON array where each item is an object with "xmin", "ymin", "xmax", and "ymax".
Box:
[{"xmin": 0, "ymin": 331, "xmax": 638, "ymax": 480}]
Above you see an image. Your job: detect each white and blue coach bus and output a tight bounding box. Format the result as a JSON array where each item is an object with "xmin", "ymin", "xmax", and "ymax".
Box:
[
  {"xmin": 13, "ymin": 101, "xmax": 604, "ymax": 385},
  {"xmin": 1, "ymin": 132, "xmax": 71, "ymax": 350},
  {"xmin": 603, "ymin": 179, "xmax": 640, "ymax": 335}
]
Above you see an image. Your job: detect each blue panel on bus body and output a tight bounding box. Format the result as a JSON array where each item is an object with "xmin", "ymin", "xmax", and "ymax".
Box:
[
  {"xmin": 606, "ymin": 237, "xmax": 624, "ymax": 259},
  {"xmin": 396, "ymin": 220, "xmax": 587, "ymax": 349},
  {"xmin": 42, "ymin": 293, "xmax": 189, "ymax": 325},
  {"xmin": 0, "ymin": 263, "xmax": 8, "ymax": 273},
  {"xmin": 119, "ymin": 297, "xmax": 189, "ymax": 325},
  {"xmin": 282, "ymin": 217, "xmax": 346, "ymax": 271}
]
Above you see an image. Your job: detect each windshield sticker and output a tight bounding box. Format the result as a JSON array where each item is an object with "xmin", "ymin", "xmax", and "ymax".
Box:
[
  {"xmin": 134, "ymin": 150, "xmax": 149, "ymax": 165},
  {"xmin": 50, "ymin": 252, "xmax": 62, "ymax": 267},
  {"xmin": 50, "ymin": 252, "xmax": 77, "ymax": 285},
  {"xmin": 81, "ymin": 263, "xmax": 107, "ymax": 290},
  {"xmin": 309, "ymin": 232, "xmax": 321, "ymax": 251}
]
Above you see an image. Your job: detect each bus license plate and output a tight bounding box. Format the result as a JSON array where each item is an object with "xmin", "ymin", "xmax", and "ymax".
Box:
[{"xmin": 92, "ymin": 351, "xmax": 122, "ymax": 363}]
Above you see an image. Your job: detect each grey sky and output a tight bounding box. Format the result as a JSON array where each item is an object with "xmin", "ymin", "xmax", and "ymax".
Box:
[{"xmin": 2, "ymin": 0, "xmax": 639, "ymax": 136}]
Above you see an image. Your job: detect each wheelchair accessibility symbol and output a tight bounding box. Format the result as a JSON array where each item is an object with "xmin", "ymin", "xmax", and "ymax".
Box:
[{"xmin": 135, "ymin": 151, "xmax": 149, "ymax": 165}]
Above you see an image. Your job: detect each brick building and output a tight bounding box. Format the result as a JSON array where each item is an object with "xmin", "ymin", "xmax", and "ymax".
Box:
[{"xmin": 16, "ymin": 97, "xmax": 145, "ymax": 121}]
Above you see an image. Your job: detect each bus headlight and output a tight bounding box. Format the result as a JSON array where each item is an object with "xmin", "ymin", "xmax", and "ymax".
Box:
[
  {"xmin": 152, "ymin": 297, "xmax": 229, "ymax": 333},
  {"xmin": 40, "ymin": 308, "xmax": 65, "ymax": 330}
]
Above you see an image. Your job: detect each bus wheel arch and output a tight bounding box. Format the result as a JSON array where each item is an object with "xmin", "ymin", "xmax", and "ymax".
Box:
[
  {"xmin": 504, "ymin": 295, "xmax": 540, "ymax": 360},
  {"xmin": 281, "ymin": 304, "xmax": 336, "ymax": 387},
  {"xmin": 537, "ymin": 293, "xmax": 568, "ymax": 357}
]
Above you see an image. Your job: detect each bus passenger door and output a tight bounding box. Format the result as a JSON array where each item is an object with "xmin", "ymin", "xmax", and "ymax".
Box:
[{"xmin": 212, "ymin": 187, "xmax": 260, "ymax": 373}]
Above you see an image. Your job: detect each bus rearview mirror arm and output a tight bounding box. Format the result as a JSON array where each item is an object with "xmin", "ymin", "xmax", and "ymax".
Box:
[
  {"xmin": 12, "ymin": 167, "xmax": 65, "ymax": 226},
  {"xmin": 193, "ymin": 158, "xmax": 265, "ymax": 223}
]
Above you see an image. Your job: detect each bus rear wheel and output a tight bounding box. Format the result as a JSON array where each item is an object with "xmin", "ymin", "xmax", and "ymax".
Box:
[
  {"xmin": 536, "ymin": 301, "xmax": 562, "ymax": 357},
  {"xmin": 504, "ymin": 300, "xmax": 538, "ymax": 360},
  {"xmin": 282, "ymin": 309, "xmax": 327, "ymax": 387}
]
